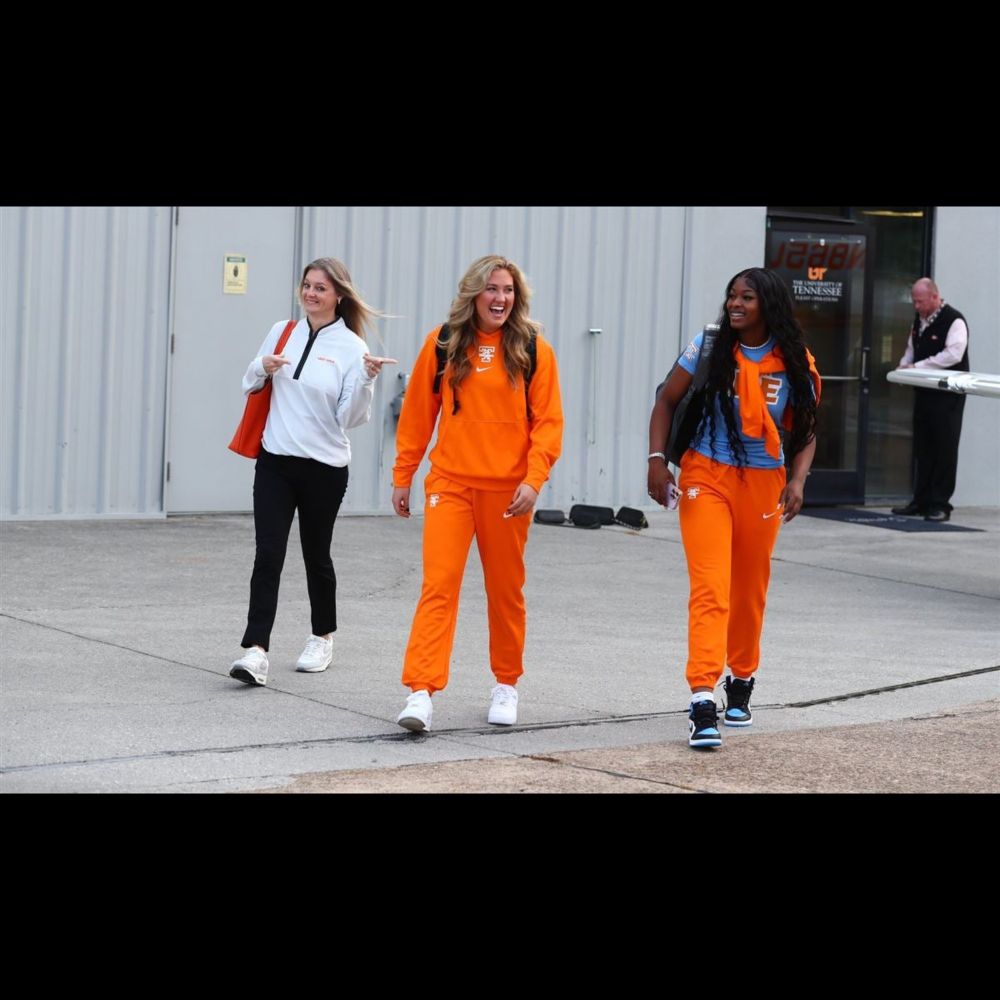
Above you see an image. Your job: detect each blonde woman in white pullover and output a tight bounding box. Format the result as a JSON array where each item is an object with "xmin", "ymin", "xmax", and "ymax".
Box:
[{"xmin": 230, "ymin": 257, "xmax": 394, "ymax": 685}]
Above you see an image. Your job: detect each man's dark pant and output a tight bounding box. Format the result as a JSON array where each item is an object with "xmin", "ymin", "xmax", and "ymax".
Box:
[
  {"xmin": 911, "ymin": 389, "xmax": 965, "ymax": 514},
  {"xmin": 242, "ymin": 448, "xmax": 349, "ymax": 651}
]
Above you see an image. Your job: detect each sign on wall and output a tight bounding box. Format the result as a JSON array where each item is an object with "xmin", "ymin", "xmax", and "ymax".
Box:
[{"xmin": 223, "ymin": 254, "xmax": 248, "ymax": 294}]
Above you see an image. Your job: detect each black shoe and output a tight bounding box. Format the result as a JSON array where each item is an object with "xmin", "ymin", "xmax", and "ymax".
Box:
[
  {"xmin": 688, "ymin": 699, "xmax": 722, "ymax": 748},
  {"xmin": 891, "ymin": 503, "xmax": 923, "ymax": 516},
  {"xmin": 924, "ymin": 509, "xmax": 950, "ymax": 523},
  {"xmin": 723, "ymin": 675, "xmax": 754, "ymax": 727}
]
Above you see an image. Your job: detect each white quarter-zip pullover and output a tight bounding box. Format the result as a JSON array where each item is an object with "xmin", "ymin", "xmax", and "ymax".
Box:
[{"xmin": 243, "ymin": 317, "xmax": 376, "ymax": 466}]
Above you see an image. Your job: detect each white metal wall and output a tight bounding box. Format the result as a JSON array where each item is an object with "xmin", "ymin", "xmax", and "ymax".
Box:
[
  {"xmin": 1, "ymin": 206, "xmax": 172, "ymax": 518},
  {"xmin": 935, "ymin": 207, "xmax": 1000, "ymax": 506},
  {"xmin": 1, "ymin": 205, "xmax": 770, "ymax": 518},
  {"xmin": 7, "ymin": 204, "xmax": 998, "ymax": 520}
]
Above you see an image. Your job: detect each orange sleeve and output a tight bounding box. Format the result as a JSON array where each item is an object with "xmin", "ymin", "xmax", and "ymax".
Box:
[
  {"xmin": 392, "ymin": 328, "xmax": 443, "ymax": 488},
  {"xmin": 524, "ymin": 336, "xmax": 564, "ymax": 492}
]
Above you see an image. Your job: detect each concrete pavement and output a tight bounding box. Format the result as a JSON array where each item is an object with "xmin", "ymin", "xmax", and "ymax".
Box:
[{"xmin": 1, "ymin": 504, "xmax": 997, "ymax": 793}]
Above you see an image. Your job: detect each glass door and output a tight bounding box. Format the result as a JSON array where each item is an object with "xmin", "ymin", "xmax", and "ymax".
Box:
[{"xmin": 765, "ymin": 218, "xmax": 875, "ymax": 504}]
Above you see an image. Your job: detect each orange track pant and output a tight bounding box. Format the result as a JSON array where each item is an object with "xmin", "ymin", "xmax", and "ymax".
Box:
[
  {"xmin": 678, "ymin": 451, "xmax": 786, "ymax": 692},
  {"xmin": 402, "ymin": 472, "xmax": 531, "ymax": 694}
]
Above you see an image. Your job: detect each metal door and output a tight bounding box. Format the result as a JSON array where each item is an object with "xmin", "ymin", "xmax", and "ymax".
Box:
[
  {"xmin": 766, "ymin": 218, "xmax": 875, "ymax": 504},
  {"xmin": 167, "ymin": 207, "xmax": 299, "ymax": 512}
]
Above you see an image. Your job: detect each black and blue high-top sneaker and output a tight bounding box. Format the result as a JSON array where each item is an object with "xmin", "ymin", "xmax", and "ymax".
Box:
[
  {"xmin": 688, "ymin": 699, "xmax": 722, "ymax": 748},
  {"xmin": 723, "ymin": 675, "xmax": 755, "ymax": 727}
]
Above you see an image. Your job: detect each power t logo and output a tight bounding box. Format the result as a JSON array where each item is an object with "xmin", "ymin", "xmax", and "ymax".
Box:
[
  {"xmin": 686, "ymin": 487, "xmax": 700, "ymax": 500},
  {"xmin": 428, "ymin": 494, "xmax": 440, "ymax": 508},
  {"xmin": 478, "ymin": 345, "xmax": 496, "ymax": 365}
]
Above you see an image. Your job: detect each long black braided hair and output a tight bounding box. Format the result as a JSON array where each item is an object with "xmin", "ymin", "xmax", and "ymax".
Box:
[{"xmin": 693, "ymin": 267, "xmax": 818, "ymax": 468}]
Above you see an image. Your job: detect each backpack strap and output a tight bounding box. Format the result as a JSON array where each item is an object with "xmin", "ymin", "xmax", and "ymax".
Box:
[
  {"xmin": 432, "ymin": 323, "xmax": 460, "ymax": 414},
  {"xmin": 690, "ymin": 324, "xmax": 718, "ymax": 392},
  {"xmin": 433, "ymin": 323, "xmax": 450, "ymax": 395},
  {"xmin": 655, "ymin": 324, "xmax": 717, "ymax": 400},
  {"xmin": 433, "ymin": 323, "xmax": 538, "ymax": 419},
  {"xmin": 664, "ymin": 324, "xmax": 720, "ymax": 463},
  {"xmin": 524, "ymin": 333, "xmax": 537, "ymax": 421}
]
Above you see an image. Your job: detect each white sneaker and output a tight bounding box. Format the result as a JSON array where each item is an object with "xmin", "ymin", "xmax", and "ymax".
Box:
[
  {"xmin": 230, "ymin": 647, "xmax": 269, "ymax": 686},
  {"xmin": 488, "ymin": 683, "xmax": 518, "ymax": 726},
  {"xmin": 296, "ymin": 634, "xmax": 333, "ymax": 672},
  {"xmin": 397, "ymin": 690, "xmax": 433, "ymax": 732}
]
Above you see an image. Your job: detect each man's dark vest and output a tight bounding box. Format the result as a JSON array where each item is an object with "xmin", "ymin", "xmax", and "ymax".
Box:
[{"xmin": 912, "ymin": 303, "xmax": 969, "ymax": 371}]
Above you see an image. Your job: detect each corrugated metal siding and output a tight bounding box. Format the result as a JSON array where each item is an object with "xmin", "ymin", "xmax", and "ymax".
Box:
[
  {"xmin": 1, "ymin": 205, "xmax": 767, "ymax": 518},
  {"xmin": 300, "ymin": 205, "xmax": 696, "ymax": 513},
  {"xmin": 936, "ymin": 207, "xmax": 1000, "ymax": 505},
  {"xmin": 1, "ymin": 207, "xmax": 172, "ymax": 517}
]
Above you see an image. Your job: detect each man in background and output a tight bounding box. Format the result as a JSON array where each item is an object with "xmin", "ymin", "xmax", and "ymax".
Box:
[{"xmin": 892, "ymin": 278, "xmax": 970, "ymax": 523}]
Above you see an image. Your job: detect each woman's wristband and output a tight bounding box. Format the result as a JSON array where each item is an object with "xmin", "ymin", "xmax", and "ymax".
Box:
[{"xmin": 647, "ymin": 452, "xmax": 666, "ymax": 462}]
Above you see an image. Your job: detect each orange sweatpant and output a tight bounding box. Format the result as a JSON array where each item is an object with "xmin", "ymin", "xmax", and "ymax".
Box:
[
  {"xmin": 678, "ymin": 451, "xmax": 786, "ymax": 692},
  {"xmin": 402, "ymin": 471, "xmax": 531, "ymax": 694}
]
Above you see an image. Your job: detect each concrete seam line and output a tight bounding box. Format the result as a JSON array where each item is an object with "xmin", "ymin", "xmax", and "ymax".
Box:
[
  {"xmin": 768, "ymin": 557, "xmax": 1000, "ymax": 602},
  {"xmin": 0, "ymin": 611, "xmax": 396, "ymax": 726},
  {"xmin": 525, "ymin": 754, "xmax": 707, "ymax": 793},
  {"xmin": 784, "ymin": 665, "xmax": 1000, "ymax": 707}
]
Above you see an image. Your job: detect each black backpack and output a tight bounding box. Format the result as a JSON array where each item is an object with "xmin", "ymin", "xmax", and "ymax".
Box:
[
  {"xmin": 434, "ymin": 323, "xmax": 538, "ymax": 417},
  {"xmin": 655, "ymin": 324, "xmax": 719, "ymax": 465}
]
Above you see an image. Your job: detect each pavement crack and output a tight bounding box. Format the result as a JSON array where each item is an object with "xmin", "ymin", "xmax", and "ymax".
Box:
[
  {"xmin": 784, "ymin": 665, "xmax": 999, "ymax": 707},
  {"xmin": 5, "ymin": 666, "xmax": 996, "ymax": 776},
  {"xmin": 0, "ymin": 611, "xmax": 393, "ymax": 726},
  {"xmin": 632, "ymin": 535, "xmax": 997, "ymax": 600},
  {"xmin": 356, "ymin": 563, "xmax": 420, "ymax": 600},
  {"xmin": 523, "ymin": 754, "xmax": 706, "ymax": 792},
  {"xmin": 769, "ymin": 557, "xmax": 998, "ymax": 601}
]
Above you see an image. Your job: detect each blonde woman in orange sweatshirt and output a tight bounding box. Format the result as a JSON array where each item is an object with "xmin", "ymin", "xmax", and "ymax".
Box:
[{"xmin": 391, "ymin": 255, "xmax": 564, "ymax": 732}]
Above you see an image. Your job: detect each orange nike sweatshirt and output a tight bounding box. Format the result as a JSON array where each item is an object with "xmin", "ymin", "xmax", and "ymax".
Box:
[{"xmin": 392, "ymin": 326, "xmax": 564, "ymax": 493}]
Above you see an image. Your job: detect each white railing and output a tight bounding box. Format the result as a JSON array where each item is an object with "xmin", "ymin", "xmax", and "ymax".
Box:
[{"xmin": 887, "ymin": 368, "xmax": 1000, "ymax": 399}]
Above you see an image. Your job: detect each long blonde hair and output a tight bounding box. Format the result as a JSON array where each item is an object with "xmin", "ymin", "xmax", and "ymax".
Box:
[
  {"xmin": 298, "ymin": 257, "xmax": 384, "ymax": 341},
  {"xmin": 442, "ymin": 255, "xmax": 541, "ymax": 393}
]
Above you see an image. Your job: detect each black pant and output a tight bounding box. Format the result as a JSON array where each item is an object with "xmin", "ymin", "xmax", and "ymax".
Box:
[
  {"xmin": 911, "ymin": 389, "xmax": 965, "ymax": 514},
  {"xmin": 241, "ymin": 448, "xmax": 349, "ymax": 651}
]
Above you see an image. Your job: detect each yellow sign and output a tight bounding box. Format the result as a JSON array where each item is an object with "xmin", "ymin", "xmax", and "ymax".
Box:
[{"xmin": 224, "ymin": 254, "xmax": 248, "ymax": 295}]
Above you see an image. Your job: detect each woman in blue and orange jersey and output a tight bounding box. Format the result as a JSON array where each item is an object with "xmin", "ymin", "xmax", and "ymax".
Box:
[
  {"xmin": 648, "ymin": 267, "xmax": 821, "ymax": 749},
  {"xmin": 391, "ymin": 255, "xmax": 564, "ymax": 732}
]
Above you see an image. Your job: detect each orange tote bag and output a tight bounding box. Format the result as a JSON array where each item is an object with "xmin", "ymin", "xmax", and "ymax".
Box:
[{"xmin": 228, "ymin": 320, "xmax": 296, "ymax": 458}]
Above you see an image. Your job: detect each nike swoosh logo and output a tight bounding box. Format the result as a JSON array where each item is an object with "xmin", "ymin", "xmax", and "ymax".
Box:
[
  {"xmin": 476, "ymin": 366, "xmax": 492, "ymax": 373},
  {"xmin": 762, "ymin": 511, "xmax": 780, "ymax": 519}
]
